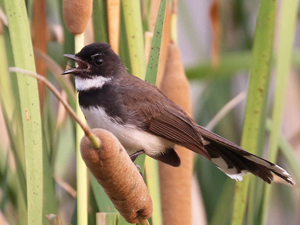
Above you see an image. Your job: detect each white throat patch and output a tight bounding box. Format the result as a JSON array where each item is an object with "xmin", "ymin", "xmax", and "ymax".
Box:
[{"xmin": 75, "ymin": 76, "xmax": 112, "ymax": 91}]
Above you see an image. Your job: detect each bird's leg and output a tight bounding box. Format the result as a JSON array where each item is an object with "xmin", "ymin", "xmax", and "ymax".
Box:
[
  {"xmin": 129, "ymin": 150, "xmax": 145, "ymax": 176},
  {"xmin": 129, "ymin": 149, "xmax": 145, "ymax": 162}
]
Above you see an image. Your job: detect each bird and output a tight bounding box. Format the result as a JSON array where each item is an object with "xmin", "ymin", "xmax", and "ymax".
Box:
[{"xmin": 62, "ymin": 42, "xmax": 294, "ymax": 185}]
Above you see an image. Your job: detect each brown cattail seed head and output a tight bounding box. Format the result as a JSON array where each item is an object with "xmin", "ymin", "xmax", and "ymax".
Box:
[
  {"xmin": 80, "ymin": 129, "xmax": 153, "ymax": 223},
  {"xmin": 63, "ymin": 0, "xmax": 93, "ymax": 34},
  {"xmin": 159, "ymin": 43, "xmax": 193, "ymax": 225}
]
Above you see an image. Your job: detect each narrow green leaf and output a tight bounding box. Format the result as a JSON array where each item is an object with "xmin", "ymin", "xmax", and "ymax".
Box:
[
  {"xmin": 0, "ymin": 102, "xmax": 27, "ymax": 204},
  {"xmin": 145, "ymin": 0, "xmax": 167, "ymax": 84},
  {"xmin": 143, "ymin": 1, "xmax": 167, "ymax": 225},
  {"xmin": 231, "ymin": 1, "xmax": 276, "ymax": 225},
  {"xmin": 261, "ymin": 0, "xmax": 299, "ymax": 222},
  {"xmin": 42, "ymin": 139, "xmax": 58, "ymax": 223},
  {"xmin": 0, "ymin": 34, "xmax": 14, "ymax": 116},
  {"xmin": 119, "ymin": 8, "xmax": 132, "ymax": 73},
  {"xmin": 93, "ymin": 0, "xmax": 108, "ymax": 43},
  {"xmin": 4, "ymin": 0, "xmax": 44, "ymax": 224},
  {"xmin": 0, "ymin": 98, "xmax": 27, "ymax": 224},
  {"xmin": 122, "ymin": 0, "xmax": 146, "ymax": 79},
  {"xmin": 2, "ymin": 25, "xmax": 23, "ymax": 150},
  {"xmin": 144, "ymin": 158, "xmax": 162, "ymax": 225}
]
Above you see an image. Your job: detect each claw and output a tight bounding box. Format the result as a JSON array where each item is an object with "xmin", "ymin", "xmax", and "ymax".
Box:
[
  {"xmin": 134, "ymin": 163, "xmax": 144, "ymax": 178},
  {"xmin": 129, "ymin": 150, "xmax": 145, "ymax": 177}
]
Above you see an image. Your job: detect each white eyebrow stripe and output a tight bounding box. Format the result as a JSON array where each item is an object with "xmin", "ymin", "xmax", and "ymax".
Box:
[{"xmin": 91, "ymin": 53, "xmax": 104, "ymax": 58}]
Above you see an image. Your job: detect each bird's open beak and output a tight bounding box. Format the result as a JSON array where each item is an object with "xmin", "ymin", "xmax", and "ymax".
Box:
[{"xmin": 62, "ymin": 54, "xmax": 88, "ymax": 75}]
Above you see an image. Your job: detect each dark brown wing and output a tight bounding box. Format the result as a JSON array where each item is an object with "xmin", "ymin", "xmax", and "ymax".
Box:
[
  {"xmin": 141, "ymin": 103, "xmax": 210, "ymax": 158},
  {"xmin": 116, "ymin": 73, "xmax": 209, "ymax": 159}
]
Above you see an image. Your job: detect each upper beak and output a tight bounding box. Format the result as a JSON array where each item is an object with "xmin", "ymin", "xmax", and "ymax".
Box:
[{"xmin": 62, "ymin": 54, "xmax": 88, "ymax": 75}]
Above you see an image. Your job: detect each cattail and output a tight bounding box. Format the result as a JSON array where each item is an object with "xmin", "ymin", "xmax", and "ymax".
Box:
[
  {"xmin": 80, "ymin": 129, "xmax": 153, "ymax": 224},
  {"xmin": 209, "ymin": 0, "xmax": 220, "ymax": 68},
  {"xmin": 63, "ymin": 0, "xmax": 93, "ymax": 34},
  {"xmin": 107, "ymin": 0, "xmax": 120, "ymax": 54},
  {"xmin": 32, "ymin": 0, "xmax": 47, "ymax": 110},
  {"xmin": 159, "ymin": 43, "xmax": 194, "ymax": 225}
]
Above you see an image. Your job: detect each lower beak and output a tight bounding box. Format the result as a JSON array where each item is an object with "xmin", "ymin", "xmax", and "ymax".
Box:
[{"xmin": 62, "ymin": 54, "xmax": 87, "ymax": 75}]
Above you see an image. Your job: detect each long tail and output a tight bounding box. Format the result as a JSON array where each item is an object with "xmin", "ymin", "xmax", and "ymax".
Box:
[{"xmin": 197, "ymin": 126, "xmax": 295, "ymax": 185}]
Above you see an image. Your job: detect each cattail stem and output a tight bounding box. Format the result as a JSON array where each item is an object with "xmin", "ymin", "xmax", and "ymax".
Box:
[
  {"xmin": 74, "ymin": 33, "xmax": 89, "ymax": 225},
  {"xmin": 159, "ymin": 43, "xmax": 194, "ymax": 225},
  {"xmin": 8, "ymin": 67, "xmax": 101, "ymax": 150}
]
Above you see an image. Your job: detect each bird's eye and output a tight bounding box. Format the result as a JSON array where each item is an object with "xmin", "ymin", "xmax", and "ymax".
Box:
[{"xmin": 94, "ymin": 58, "xmax": 104, "ymax": 66}]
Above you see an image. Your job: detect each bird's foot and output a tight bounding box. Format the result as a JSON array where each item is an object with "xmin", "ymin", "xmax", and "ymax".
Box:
[
  {"xmin": 129, "ymin": 150, "xmax": 145, "ymax": 162},
  {"xmin": 129, "ymin": 150, "xmax": 145, "ymax": 177}
]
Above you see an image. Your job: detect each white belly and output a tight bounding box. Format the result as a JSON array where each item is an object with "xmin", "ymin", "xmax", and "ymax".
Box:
[{"xmin": 81, "ymin": 107, "xmax": 174, "ymax": 156}]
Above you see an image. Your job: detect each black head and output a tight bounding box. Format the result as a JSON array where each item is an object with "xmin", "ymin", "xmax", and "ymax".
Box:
[{"xmin": 62, "ymin": 42, "xmax": 125, "ymax": 78}]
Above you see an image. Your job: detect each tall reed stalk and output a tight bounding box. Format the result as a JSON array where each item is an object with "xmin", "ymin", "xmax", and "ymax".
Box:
[{"xmin": 4, "ymin": 0, "xmax": 44, "ymax": 224}]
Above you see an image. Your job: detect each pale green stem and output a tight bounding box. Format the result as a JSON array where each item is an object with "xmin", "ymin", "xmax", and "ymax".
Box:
[
  {"xmin": 231, "ymin": 1, "xmax": 276, "ymax": 224},
  {"xmin": 4, "ymin": 0, "xmax": 44, "ymax": 224},
  {"xmin": 122, "ymin": 0, "xmax": 146, "ymax": 79},
  {"xmin": 75, "ymin": 33, "xmax": 88, "ymax": 225},
  {"xmin": 143, "ymin": 1, "xmax": 167, "ymax": 225},
  {"xmin": 261, "ymin": 0, "xmax": 299, "ymax": 224},
  {"xmin": 144, "ymin": 157, "xmax": 163, "ymax": 225}
]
